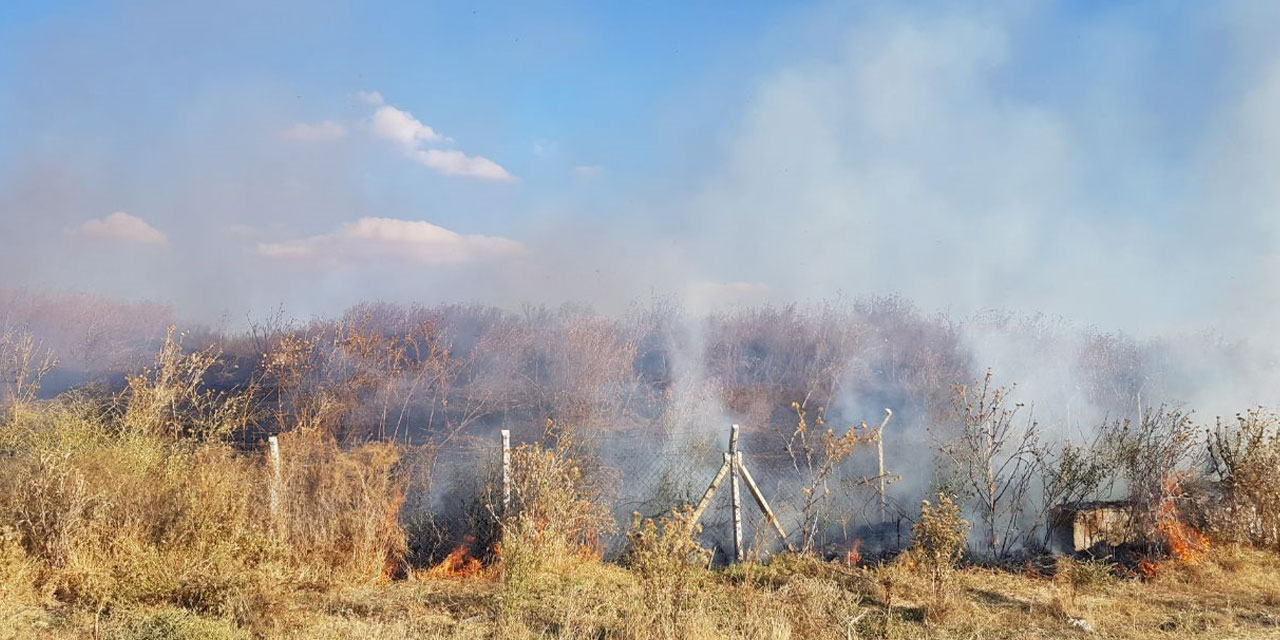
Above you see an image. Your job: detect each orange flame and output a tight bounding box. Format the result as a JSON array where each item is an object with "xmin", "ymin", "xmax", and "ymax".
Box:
[
  {"xmin": 843, "ymin": 539, "xmax": 863, "ymax": 567},
  {"xmin": 1024, "ymin": 560, "xmax": 1042, "ymax": 580},
  {"xmin": 424, "ymin": 535, "xmax": 483, "ymax": 579},
  {"xmin": 1157, "ymin": 475, "xmax": 1210, "ymax": 565},
  {"xmin": 1136, "ymin": 555, "xmax": 1160, "ymax": 581}
]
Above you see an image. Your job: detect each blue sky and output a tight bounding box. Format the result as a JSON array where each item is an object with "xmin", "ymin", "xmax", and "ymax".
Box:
[{"xmin": 2, "ymin": 0, "xmax": 1280, "ymax": 337}]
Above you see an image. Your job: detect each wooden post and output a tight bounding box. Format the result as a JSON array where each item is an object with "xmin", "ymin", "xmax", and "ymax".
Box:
[
  {"xmin": 736, "ymin": 452, "xmax": 792, "ymax": 551},
  {"xmin": 267, "ymin": 435, "xmax": 282, "ymax": 523},
  {"xmin": 729, "ymin": 424, "xmax": 743, "ymax": 563},
  {"xmin": 690, "ymin": 453, "xmax": 732, "ymax": 527},
  {"xmin": 877, "ymin": 408, "xmax": 892, "ymax": 524},
  {"xmin": 501, "ymin": 429, "xmax": 511, "ymax": 517}
]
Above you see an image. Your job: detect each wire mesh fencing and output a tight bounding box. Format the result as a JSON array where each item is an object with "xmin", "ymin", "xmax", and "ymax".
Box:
[{"xmin": 229, "ymin": 424, "xmax": 920, "ymax": 565}]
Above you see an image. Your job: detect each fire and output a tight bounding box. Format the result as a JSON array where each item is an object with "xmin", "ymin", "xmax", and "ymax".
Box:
[
  {"xmin": 424, "ymin": 535, "xmax": 484, "ymax": 579},
  {"xmin": 1156, "ymin": 475, "xmax": 1210, "ymax": 565},
  {"xmin": 1023, "ymin": 560, "xmax": 1042, "ymax": 579},
  {"xmin": 1136, "ymin": 555, "xmax": 1160, "ymax": 581},
  {"xmin": 842, "ymin": 539, "xmax": 863, "ymax": 567}
]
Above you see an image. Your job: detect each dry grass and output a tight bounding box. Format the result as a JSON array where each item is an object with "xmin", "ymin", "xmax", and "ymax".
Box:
[
  {"xmin": 124, "ymin": 545, "xmax": 1275, "ymax": 640},
  {"xmin": 3, "ymin": 324, "xmax": 1280, "ymax": 639},
  {"xmin": 0, "ymin": 396, "xmax": 409, "ymax": 637},
  {"xmin": 2, "ymin": 401, "xmax": 1279, "ymax": 640}
]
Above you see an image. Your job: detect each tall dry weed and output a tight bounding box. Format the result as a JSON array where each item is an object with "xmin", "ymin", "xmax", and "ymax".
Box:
[
  {"xmin": 622, "ymin": 506, "xmax": 711, "ymax": 638},
  {"xmin": 497, "ymin": 423, "xmax": 614, "ymax": 632},
  {"xmin": 274, "ymin": 427, "xmax": 408, "ymax": 584}
]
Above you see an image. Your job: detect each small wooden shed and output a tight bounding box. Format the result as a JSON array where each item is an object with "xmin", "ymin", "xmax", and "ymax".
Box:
[{"xmin": 1047, "ymin": 501, "xmax": 1136, "ymax": 554}]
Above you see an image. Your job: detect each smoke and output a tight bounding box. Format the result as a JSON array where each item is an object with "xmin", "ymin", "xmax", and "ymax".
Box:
[
  {"xmin": 9, "ymin": 1, "xmax": 1280, "ymax": 553},
  {"xmin": 3, "ymin": 1, "xmax": 1278, "ymax": 340}
]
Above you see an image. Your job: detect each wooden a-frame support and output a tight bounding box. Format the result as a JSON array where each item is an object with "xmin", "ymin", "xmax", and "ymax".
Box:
[{"xmin": 689, "ymin": 424, "xmax": 794, "ymax": 562}]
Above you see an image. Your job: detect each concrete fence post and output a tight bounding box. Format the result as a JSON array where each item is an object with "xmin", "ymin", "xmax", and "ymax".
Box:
[
  {"xmin": 501, "ymin": 429, "xmax": 512, "ymax": 518},
  {"xmin": 267, "ymin": 435, "xmax": 282, "ymax": 525},
  {"xmin": 729, "ymin": 424, "xmax": 743, "ymax": 563}
]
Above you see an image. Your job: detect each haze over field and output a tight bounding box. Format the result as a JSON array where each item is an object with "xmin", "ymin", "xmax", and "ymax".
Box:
[
  {"xmin": 5, "ymin": 0, "xmax": 1280, "ymax": 428},
  {"xmin": 1, "ymin": 1, "xmax": 1279, "ymax": 333},
  {"xmin": 9, "ymin": 5, "xmax": 1280, "ymax": 639}
]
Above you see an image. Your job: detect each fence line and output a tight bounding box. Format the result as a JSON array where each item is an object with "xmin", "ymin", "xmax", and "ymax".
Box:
[{"xmin": 228, "ymin": 421, "xmax": 914, "ymax": 563}]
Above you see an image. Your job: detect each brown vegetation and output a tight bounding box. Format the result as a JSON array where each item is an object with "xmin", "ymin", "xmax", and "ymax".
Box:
[{"xmin": 2, "ymin": 296, "xmax": 1280, "ymax": 638}]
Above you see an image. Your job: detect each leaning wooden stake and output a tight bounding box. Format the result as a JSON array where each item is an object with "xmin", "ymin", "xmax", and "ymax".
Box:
[
  {"xmin": 729, "ymin": 424, "xmax": 743, "ymax": 563},
  {"xmin": 267, "ymin": 435, "xmax": 282, "ymax": 524},
  {"xmin": 736, "ymin": 452, "xmax": 793, "ymax": 551},
  {"xmin": 876, "ymin": 408, "xmax": 892, "ymax": 524},
  {"xmin": 690, "ymin": 452, "xmax": 732, "ymax": 526},
  {"xmin": 501, "ymin": 429, "xmax": 512, "ymax": 517},
  {"xmin": 688, "ymin": 424, "xmax": 793, "ymax": 563}
]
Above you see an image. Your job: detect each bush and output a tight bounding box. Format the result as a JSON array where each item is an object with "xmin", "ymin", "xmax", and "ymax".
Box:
[
  {"xmin": 0, "ymin": 399, "xmax": 276, "ymax": 613},
  {"xmin": 908, "ymin": 494, "xmax": 970, "ymax": 607},
  {"xmin": 0, "ymin": 396, "xmax": 409, "ymax": 619},
  {"xmin": 121, "ymin": 327, "xmax": 252, "ymax": 441},
  {"xmin": 0, "ymin": 327, "xmax": 55, "ymax": 414},
  {"xmin": 274, "ymin": 428, "xmax": 409, "ymax": 585},
  {"xmin": 497, "ymin": 424, "xmax": 614, "ymax": 626},
  {"xmin": 1100, "ymin": 406, "xmax": 1200, "ymax": 553},
  {"xmin": 622, "ymin": 506, "xmax": 711, "ymax": 638},
  {"xmin": 1207, "ymin": 408, "xmax": 1280, "ymax": 549},
  {"xmin": 935, "ymin": 371, "xmax": 1039, "ymax": 561},
  {"xmin": 1053, "ymin": 556, "xmax": 1114, "ymax": 609}
]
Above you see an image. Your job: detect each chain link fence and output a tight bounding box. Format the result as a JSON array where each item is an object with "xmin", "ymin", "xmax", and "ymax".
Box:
[{"xmin": 227, "ymin": 424, "xmax": 921, "ymax": 566}]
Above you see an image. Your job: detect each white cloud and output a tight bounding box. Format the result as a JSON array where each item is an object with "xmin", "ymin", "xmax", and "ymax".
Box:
[
  {"xmin": 281, "ymin": 120, "xmax": 347, "ymax": 141},
  {"xmin": 370, "ymin": 104, "xmax": 443, "ymax": 148},
  {"xmin": 409, "ymin": 149, "xmax": 514, "ymax": 181},
  {"xmin": 256, "ymin": 217, "xmax": 524, "ymax": 265},
  {"xmin": 573, "ymin": 165, "xmax": 604, "ymax": 177},
  {"xmin": 73, "ymin": 212, "xmax": 169, "ymax": 246},
  {"xmin": 363, "ymin": 93, "xmax": 515, "ymax": 181}
]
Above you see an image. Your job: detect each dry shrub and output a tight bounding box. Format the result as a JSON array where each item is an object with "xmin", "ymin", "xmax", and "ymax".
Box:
[
  {"xmin": 497, "ymin": 425, "xmax": 614, "ymax": 628},
  {"xmin": 0, "ymin": 398, "xmax": 278, "ymax": 615},
  {"xmin": 936, "ymin": 370, "xmax": 1039, "ymax": 560},
  {"xmin": 470, "ymin": 311, "xmax": 639, "ymax": 434},
  {"xmin": 907, "ymin": 494, "xmax": 970, "ymax": 611},
  {"xmin": 0, "ymin": 396, "xmax": 409, "ymax": 621},
  {"xmin": 783, "ymin": 400, "xmax": 878, "ymax": 552},
  {"xmin": 0, "ymin": 525, "xmax": 44, "ymax": 623},
  {"xmin": 274, "ymin": 428, "xmax": 408, "ymax": 585},
  {"xmin": 254, "ymin": 314, "xmax": 480, "ymax": 444},
  {"xmin": 1100, "ymin": 406, "xmax": 1200, "ymax": 553},
  {"xmin": 622, "ymin": 506, "xmax": 711, "ymax": 638},
  {"xmin": 121, "ymin": 327, "xmax": 253, "ymax": 441},
  {"xmin": 1207, "ymin": 408, "xmax": 1280, "ymax": 548},
  {"xmin": 0, "ymin": 327, "xmax": 56, "ymax": 413},
  {"xmin": 1053, "ymin": 556, "xmax": 1113, "ymax": 609},
  {"xmin": 776, "ymin": 575, "xmax": 863, "ymax": 640}
]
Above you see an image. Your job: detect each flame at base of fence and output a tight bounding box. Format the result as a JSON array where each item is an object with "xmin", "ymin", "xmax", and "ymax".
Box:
[{"xmin": 422, "ymin": 535, "xmax": 484, "ymax": 579}]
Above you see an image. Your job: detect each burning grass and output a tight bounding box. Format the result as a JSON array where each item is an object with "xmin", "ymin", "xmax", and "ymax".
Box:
[{"xmin": 421, "ymin": 536, "xmax": 485, "ymax": 579}]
